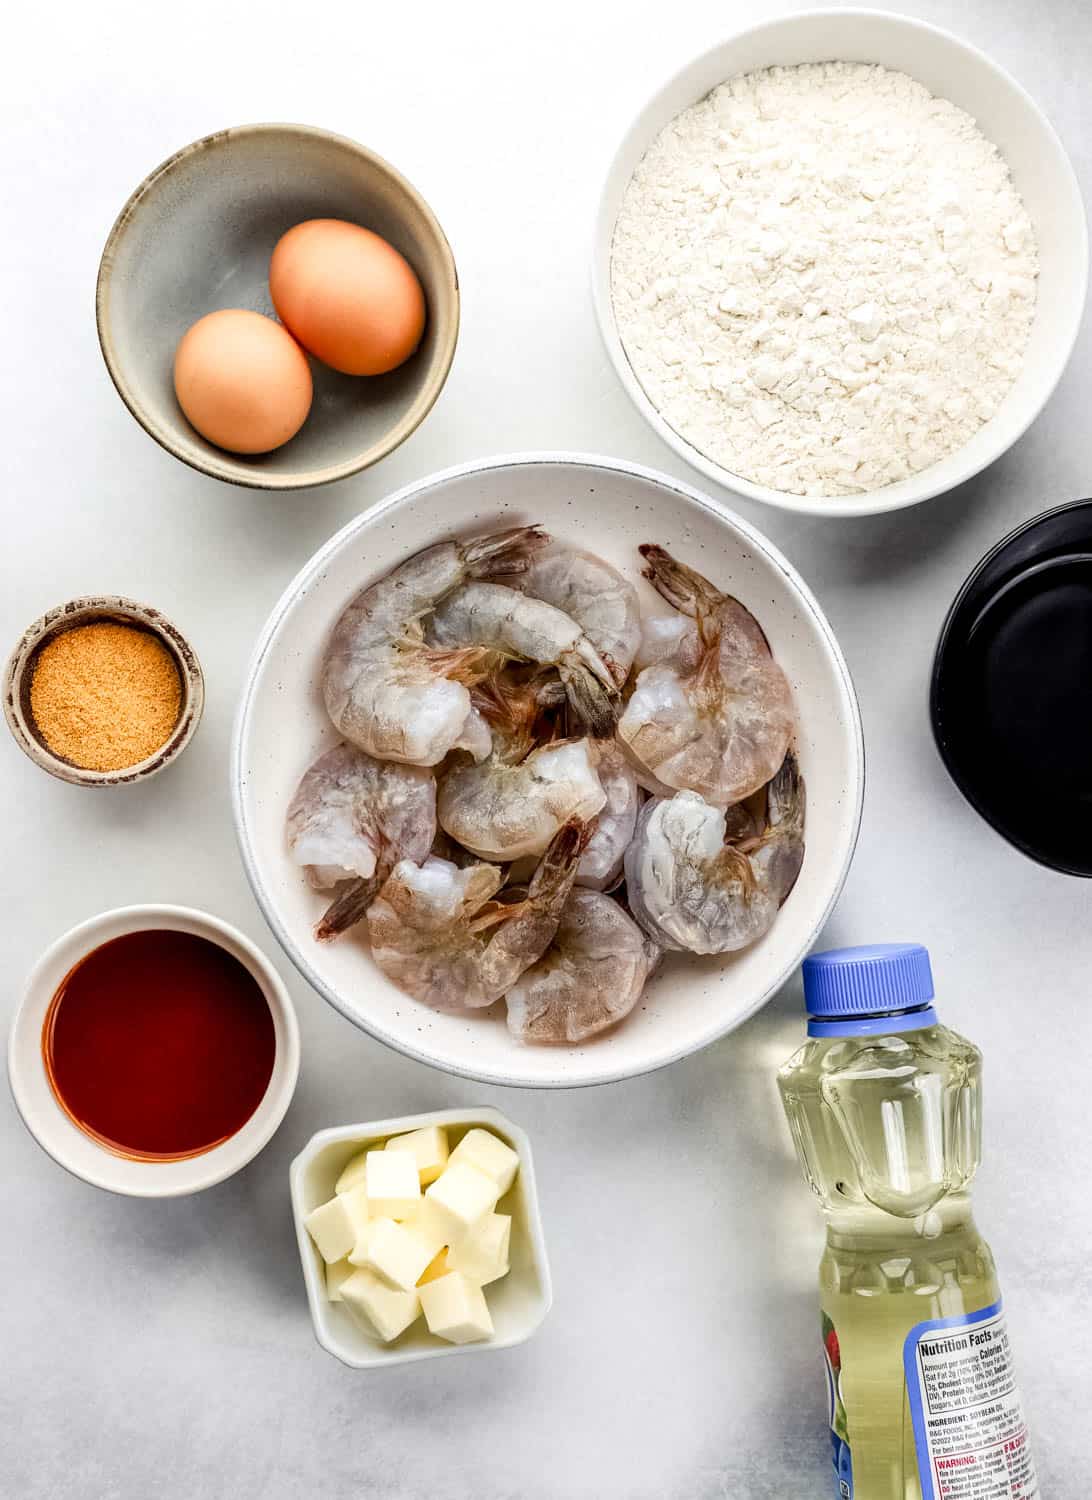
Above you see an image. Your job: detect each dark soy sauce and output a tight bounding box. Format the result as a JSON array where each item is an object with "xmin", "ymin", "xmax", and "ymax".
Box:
[{"xmin": 43, "ymin": 930, "xmax": 276, "ymax": 1161}]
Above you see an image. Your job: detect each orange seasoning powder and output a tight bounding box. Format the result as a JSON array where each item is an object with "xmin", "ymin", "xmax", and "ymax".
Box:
[{"xmin": 30, "ymin": 621, "xmax": 182, "ymax": 772}]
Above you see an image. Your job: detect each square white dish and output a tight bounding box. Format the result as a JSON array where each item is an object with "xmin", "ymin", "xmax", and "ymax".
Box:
[{"xmin": 289, "ymin": 1107, "xmax": 551, "ymax": 1368}]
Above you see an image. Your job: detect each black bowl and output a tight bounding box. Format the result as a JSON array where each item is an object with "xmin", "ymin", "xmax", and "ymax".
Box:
[{"xmin": 931, "ymin": 500, "xmax": 1092, "ymax": 877}]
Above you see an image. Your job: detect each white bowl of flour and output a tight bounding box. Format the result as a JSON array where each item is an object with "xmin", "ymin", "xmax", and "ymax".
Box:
[{"xmin": 594, "ymin": 10, "xmax": 1087, "ymax": 517}]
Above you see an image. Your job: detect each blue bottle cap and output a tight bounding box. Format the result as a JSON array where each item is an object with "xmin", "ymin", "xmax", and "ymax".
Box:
[{"xmin": 803, "ymin": 943, "xmax": 934, "ymax": 1019}]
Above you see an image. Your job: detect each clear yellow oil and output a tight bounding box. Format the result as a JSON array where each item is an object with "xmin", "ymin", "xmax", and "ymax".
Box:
[{"xmin": 779, "ymin": 1021, "xmax": 998, "ymax": 1500}]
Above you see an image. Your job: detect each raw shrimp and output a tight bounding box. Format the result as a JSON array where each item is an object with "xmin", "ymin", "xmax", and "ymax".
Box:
[
  {"xmin": 366, "ymin": 821, "xmax": 588, "ymax": 1012},
  {"xmin": 285, "ymin": 743, "xmax": 436, "ymax": 940},
  {"xmin": 516, "ymin": 545, "xmax": 641, "ymax": 689},
  {"xmin": 624, "ymin": 752, "xmax": 806, "ymax": 955},
  {"xmin": 505, "ymin": 889, "xmax": 660, "ymax": 1044},
  {"xmin": 428, "ymin": 581, "xmax": 620, "ymax": 736},
  {"xmin": 322, "ymin": 525, "xmax": 549, "ymax": 766},
  {"xmin": 575, "ymin": 739, "xmax": 639, "ymax": 891},
  {"xmin": 438, "ymin": 733, "xmax": 606, "ymax": 862},
  {"xmin": 618, "ymin": 545, "xmax": 796, "ymax": 806}
]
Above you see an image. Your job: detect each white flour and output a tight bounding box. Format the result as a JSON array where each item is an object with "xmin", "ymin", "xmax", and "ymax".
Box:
[{"xmin": 611, "ymin": 63, "xmax": 1038, "ymax": 498}]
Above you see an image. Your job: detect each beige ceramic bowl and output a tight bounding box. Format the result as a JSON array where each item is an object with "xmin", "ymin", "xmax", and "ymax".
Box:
[
  {"xmin": 4, "ymin": 596, "xmax": 204, "ymax": 786},
  {"xmin": 96, "ymin": 123, "xmax": 460, "ymax": 490}
]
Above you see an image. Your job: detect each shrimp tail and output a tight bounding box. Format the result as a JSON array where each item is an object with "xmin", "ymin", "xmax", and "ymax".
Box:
[
  {"xmin": 639, "ymin": 544, "xmax": 723, "ymax": 617},
  {"xmin": 315, "ymin": 874, "xmax": 383, "ymax": 941},
  {"xmin": 764, "ymin": 751, "xmax": 806, "ymax": 905},
  {"xmin": 558, "ymin": 661, "xmax": 620, "ymax": 738},
  {"xmin": 463, "ymin": 525, "xmax": 551, "ymax": 579},
  {"xmin": 527, "ymin": 817, "xmax": 592, "ymax": 909},
  {"xmin": 476, "ymin": 819, "xmax": 591, "ymax": 1004},
  {"xmin": 768, "ymin": 750, "xmax": 805, "ymax": 832}
]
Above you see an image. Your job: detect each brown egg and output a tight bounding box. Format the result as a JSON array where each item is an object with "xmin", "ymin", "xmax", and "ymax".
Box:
[
  {"xmin": 270, "ymin": 219, "xmax": 426, "ymax": 376},
  {"xmin": 173, "ymin": 309, "xmax": 313, "ymax": 454}
]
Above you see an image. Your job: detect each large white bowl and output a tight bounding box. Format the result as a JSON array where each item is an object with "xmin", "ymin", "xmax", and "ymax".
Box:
[
  {"xmin": 593, "ymin": 10, "xmax": 1088, "ymax": 518},
  {"xmin": 232, "ymin": 454, "xmax": 864, "ymax": 1087}
]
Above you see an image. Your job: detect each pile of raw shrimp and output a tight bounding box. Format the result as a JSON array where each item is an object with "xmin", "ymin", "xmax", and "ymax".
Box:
[{"xmin": 285, "ymin": 525, "xmax": 805, "ymax": 1045}]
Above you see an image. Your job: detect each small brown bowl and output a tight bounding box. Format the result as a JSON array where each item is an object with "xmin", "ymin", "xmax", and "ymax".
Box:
[{"xmin": 4, "ymin": 597, "xmax": 204, "ymax": 787}]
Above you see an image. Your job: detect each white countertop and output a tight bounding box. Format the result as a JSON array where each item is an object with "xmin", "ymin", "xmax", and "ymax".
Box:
[{"xmin": 4, "ymin": 1, "xmax": 1089, "ymax": 1494}]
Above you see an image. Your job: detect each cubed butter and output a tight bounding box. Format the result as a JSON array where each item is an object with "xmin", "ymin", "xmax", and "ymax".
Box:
[
  {"xmin": 364, "ymin": 1150, "xmax": 421, "ymax": 1220},
  {"xmin": 325, "ymin": 1258, "xmax": 355, "ymax": 1302},
  {"xmin": 419, "ymin": 1272, "xmax": 494, "ymax": 1345},
  {"xmin": 303, "ymin": 1184, "xmax": 370, "ymax": 1264},
  {"xmin": 385, "ymin": 1124, "xmax": 450, "ymax": 1186},
  {"xmin": 349, "ymin": 1217, "xmax": 437, "ymax": 1292},
  {"xmin": 448, "ymin": 1213, "xmax": 511, "ymax": 1287},
  {"xmin": 423, "ymin": 1162, "xmax": 500, "ymax": 1242},
  {"xmin": 417, "ymin": 1247, "xmax": 451, "ymax": 1286},
  {"xmin": 341, "ymin": 1268, "xmax": 421, "ymax": 1344},
  {"xmin": 334, "ymin": 1146, "xmax": 371, "ymax": 1195},
  {"xmin": 448, "ymin": 1128, "xmax": 520, "ymax": 1195}
]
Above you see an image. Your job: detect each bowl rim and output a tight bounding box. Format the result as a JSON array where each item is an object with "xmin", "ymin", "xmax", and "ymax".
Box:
[
  {"xmin": 7, "ymin": 903, "xmax": 301, "ymax": 1197},
  {"xmin": 930, "ymin": 496, "xmax": 1092, "ymax": 876},
  {"xmin": 95, "ymin": 121, "xmax": 461, "ymax": 492},
  {"xmin": 3, "ymin": 594, "xmax": 205, "ymax": 786},
  {"xmin": 289, "ymin": 1106, "xmax": 552, "ymax": 1367},
  {"xmin": 591, "ymin": 7, "xmax": 1089, "ymax": 519},
  {"xmin": 231, "ymin": 450, "xmax": 866, "ymax": 1089}
]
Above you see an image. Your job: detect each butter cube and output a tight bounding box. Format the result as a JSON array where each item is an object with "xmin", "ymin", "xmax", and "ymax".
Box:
[
  {"xmin": 303, "ymin": 1184, "xmax": 370, "ymax": 1264},
  {"xmin": 418, "ymin": 1247, "xmax": 451, "ymax": 1286},
  {"xmin": 334, "ymin": 1146, "xmax": 371, "ymax": 1195},
  {"xmin": 449, "ymin": 1128, "xmax": 520, "ymax": 1195},
  {"xmin": 341, "ymin": 1268, "xmax": 421, "ymax": 1343},
  {"xmin": 448, "ymin": 1213, "xmax": 511, "ymax": 1287},
  {"xmin": 423, "ymin": 1162, "xmax": 500, "ymax": 1242},
  {"xmin": 419, "ymin": 1272, "xmax": 494, "ymax": 1345},
  {"xmin": 364, "ymin": 1150, "xmax": 421, "ymax": 1220},
  {"xmin": 348, "ymin": 1217, "xmax": 438, "ymax": 1291},
  {"xmin": 385, "ymin": 1125, "xmax": 450, "ymax": 1186},
  {"xmin": 325, "ymin": 1258, "xmax": 355, "ymax": 1302}
]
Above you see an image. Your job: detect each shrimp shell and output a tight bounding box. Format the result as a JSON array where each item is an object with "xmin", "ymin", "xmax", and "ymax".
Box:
[
  {"xmin": 286, "ymin": 743, "xmax": 436, "ymax": 938},
  {"xmin": 617, "ymin": 545, "xmax": 796, "ymax": 806},
  {"xmin": 428, "ymin": 581, "xmax": 620, "ymax": 737},
  {"xmin": 322, "ymin": 525, "xmax": 549, "ymax": 766},
  {"xmin": 505, "ymin": 889, "xmax": 660, "ymax": 1044},
  {"xmin": 517, "ymin": 545, "xmax": 641, "ymax": 689},
  {"xmin": 575, "ymin": 739, "xmax": 640, "ymax": 891},
  {"xmin": 438, "ymin": 735, "xmax": 606, "ymax": 862},
  {"xmin": 624, "ymin": 752, "xmax": 806, "ymax": 955},
  {"xmin": 366, "ymin": 820, "xmax": 589, "ymax": 1013}
]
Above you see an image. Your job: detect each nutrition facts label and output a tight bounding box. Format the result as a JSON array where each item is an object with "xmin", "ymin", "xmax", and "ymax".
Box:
[{"xmin": 904, "ymin": 1304, "xmax": 1038, "ymax": 1500}]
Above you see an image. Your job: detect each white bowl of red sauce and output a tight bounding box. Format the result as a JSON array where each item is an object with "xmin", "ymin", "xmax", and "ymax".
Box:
[{"xmin": 8, "ymin": 905, "xmax": 300, "ymax": 1197}]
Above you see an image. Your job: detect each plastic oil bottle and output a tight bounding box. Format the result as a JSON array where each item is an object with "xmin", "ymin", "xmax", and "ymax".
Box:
[{"xmin": 777, "ymin": 944, "xmax": 1038, "ymax": 1500}]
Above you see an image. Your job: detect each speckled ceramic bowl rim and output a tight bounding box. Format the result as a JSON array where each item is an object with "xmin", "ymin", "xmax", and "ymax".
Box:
[
  {"xmin": 4, "ymin": 595, "xmax": 205, "ymax": 786},
  {"xmin": 231, "ymin": 451, "xmax": 866, "ymax": 1088},
  {"xmin": 95, "ymin": 122, "xmax": 461, "ymax": 491}
]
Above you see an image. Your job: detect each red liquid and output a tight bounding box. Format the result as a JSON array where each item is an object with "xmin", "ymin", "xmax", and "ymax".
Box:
[{"xmin": 42, "ymin": 930, "xmax": 276, "ymax": 1161}]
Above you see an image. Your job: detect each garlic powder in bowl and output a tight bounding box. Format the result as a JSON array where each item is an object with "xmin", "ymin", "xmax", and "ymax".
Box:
[{"xmin": 610, "ymin": 61, "xmax": 1039, "ymax": 500}]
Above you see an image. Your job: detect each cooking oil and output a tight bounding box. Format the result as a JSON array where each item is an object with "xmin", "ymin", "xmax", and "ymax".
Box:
[{"xmin": 778, "ymin": 944, "xmax": 1037, "ymax": 1500}]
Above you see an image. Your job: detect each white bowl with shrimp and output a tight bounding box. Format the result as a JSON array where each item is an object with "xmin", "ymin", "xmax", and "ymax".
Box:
[{"xmin": 232, "ymin": 453, "xmax": 864, "ymax": 1088}]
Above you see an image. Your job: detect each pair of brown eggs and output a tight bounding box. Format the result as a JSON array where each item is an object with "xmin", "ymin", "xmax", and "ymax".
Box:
[{"xmin": 173, "ymin": 219, "xmax": 426, "ymax": 455}]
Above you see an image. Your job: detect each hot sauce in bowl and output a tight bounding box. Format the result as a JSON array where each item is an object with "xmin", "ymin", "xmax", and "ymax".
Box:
[{"xmin": 42, "ymin": 929, "xmax": 277, "ymax": 1161}]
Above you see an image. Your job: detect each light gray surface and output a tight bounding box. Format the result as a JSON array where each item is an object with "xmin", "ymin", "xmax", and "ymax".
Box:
[{"xmin": 2, "ymin": 1, "xmax": 1088, "ymax": 1495}]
